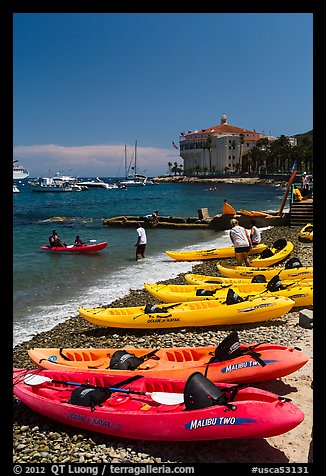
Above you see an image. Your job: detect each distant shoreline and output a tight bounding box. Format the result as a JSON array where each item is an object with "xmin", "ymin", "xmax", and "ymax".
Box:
[{"xmin": 152, "ymin": 175, "xmax": 287, "ymax": 186}]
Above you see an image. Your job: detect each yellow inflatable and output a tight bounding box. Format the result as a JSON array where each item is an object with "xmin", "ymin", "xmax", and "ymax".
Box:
[
  {"xmin": 293, "ymin": 188, "xmax": 303, "ymax": 201},
  {"xmin": 222, "ymin": 200, "xmax": 236, "ymax": 215},
  {"xmin": 299, "ymin": 223, "xmax": 313, "ymax": 242}
]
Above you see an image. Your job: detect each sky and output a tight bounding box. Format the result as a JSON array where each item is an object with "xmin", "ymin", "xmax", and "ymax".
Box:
[{"xmin": 12, "ymin": 12, "xmax": 313, "ymax": 178}]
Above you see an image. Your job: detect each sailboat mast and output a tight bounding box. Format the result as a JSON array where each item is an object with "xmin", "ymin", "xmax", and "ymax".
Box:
[
  {"xmin": 124, "ymin": 145, "xmax": 127, "ymax": 179},
  {"xmin": 134, "ymin": 140, "xmax": 137, "ymax": 176}
]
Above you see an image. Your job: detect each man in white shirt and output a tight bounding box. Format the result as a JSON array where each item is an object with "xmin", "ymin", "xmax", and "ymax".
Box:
[{"xmin": 135, "ymin": 223, "xmax": 147, "ymax": 261}]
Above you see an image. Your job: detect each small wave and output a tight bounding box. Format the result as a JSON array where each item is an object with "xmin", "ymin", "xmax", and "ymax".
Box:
[{"xmin": 13, "ymin": 233, "xmax": 231, "ymax": 347}]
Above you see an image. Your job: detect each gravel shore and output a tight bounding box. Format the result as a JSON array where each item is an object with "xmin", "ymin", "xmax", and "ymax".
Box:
[{"xmin": 13, "ymin": 225, "xmax": 313, "ymax": 464}]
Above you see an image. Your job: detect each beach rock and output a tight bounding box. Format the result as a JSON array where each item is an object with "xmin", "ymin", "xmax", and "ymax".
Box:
[{"xmin": 299, "ymin": 309, "xmax": 313, "ymax": 329}]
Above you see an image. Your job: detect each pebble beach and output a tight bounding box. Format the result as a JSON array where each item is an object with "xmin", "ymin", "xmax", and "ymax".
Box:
[{"xmin": 13, "ymin": 224, "xmax": 313, "ymax": 464}]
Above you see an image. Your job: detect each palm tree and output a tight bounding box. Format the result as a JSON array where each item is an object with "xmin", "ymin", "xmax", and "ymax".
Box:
[
  {"xmin": 171, "ymin": 162, "xmax": 178, "ymax": 176},
  {"xmin": 202, "ymin": 135, "xmax": 213, "ymax": 173},
  {"xmin": 168, "ymin": 161, "xmax": 172, "ymax": 175},
  {"xmin": 239, "ymin": 133, "xmax": 244, "ymax": 173}
]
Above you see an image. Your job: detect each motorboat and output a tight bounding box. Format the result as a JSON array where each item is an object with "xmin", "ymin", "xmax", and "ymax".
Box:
[
  {"xmin": 119, "ymin": 174, "xmax": 148, "ymax": 187},
  {"xmin": 28, "ymin": 177, "xmax": 74, "ymax": 192},
  {"xmin": 51, "ymin": 172, "xmax": 87, "ymax": 191},
  {"xmin": 13, "ymin": 160, "xmax": 29, "ymax": 180},
  {"xmin": 13, "ymin": 183, "xmax": 20, "ymax": 193},
  {"xmin": 76, "ymin": 177, "xmax": 118, "ymax": 189}
]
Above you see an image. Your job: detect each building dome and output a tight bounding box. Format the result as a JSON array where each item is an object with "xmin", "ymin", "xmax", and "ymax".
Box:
[{"xmin": 221, "ymin": 114, "xmax": 227, "ymax": 124}]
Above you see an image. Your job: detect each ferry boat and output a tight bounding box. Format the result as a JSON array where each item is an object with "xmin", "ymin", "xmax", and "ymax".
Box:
[{"xmin": 13, "ymin": 160, "xmax": 29, "ymax": 180}]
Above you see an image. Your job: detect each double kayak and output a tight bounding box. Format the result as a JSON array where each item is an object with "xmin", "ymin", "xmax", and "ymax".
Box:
[
  {"xmin": 216, "ymin": 263, "xmax": 313, "ymax": 280},
  {"xmin": 41, "ymin": 241, "xmax": 108, "ymax": 253},
  {"xmin": 184, "ymin": 273, "xmax": 312, "ymax": 286},
  {"xmin": 165, "ymin": 243, "xmax": 267, "ymax": 261},
  {"xmin": 13, "ymin": 368, "xmax": 304, "ymax": 440},
  {"xmin": 298, "ymin": 223, "xmax": 313, "ymax": 243},
  {"xmin": 249, "ymin": 240, "xmax": 294, "ymax": 267},
  {"xmin": 144, "ymin": 281, "xmax": 313, "ymax": 307},
  {"xmin": 27, "ymin": 331, "xmax": 308, "ymax": 384},
  {"xmin": 77, "ymin": 295, "xmax": 295, "ymax": 329}
]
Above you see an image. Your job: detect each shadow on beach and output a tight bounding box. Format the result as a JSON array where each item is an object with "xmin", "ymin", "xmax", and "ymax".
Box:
[{"xmin": 13, "ymin": 398, "xmax": 290, "ymax": 464}]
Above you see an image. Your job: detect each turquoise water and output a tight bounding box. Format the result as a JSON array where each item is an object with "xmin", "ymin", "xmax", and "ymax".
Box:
[{"xmin": 13, "ymin": 178, "xmax": 287, "ymax": 346}]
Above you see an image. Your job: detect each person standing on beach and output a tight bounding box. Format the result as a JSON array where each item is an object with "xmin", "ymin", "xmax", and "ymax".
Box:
[
  {"xmin": 135, "ymin": 223, "xmax": 147, "ymax": 261},
  {"xmin": 248, "ymin": 221, "xmax": 261, "ymax": 246},
  {"xmin": 229, "ymin": 218, "xmax": 252, "ymax": 266},
  {"xmin": 301, "ymin": 172, "xmax": 310, "ymax": 199}
]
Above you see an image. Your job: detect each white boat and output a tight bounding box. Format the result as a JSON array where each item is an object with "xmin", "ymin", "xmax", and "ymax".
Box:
[
  {"xmin": 28, "ymin": 177, "xmax": 74, "ymax": 192},
  {"xmin": 13, "ymin": 183, "xmax": 20, "ymax": 193},
  {"xmin": 119, "ymin": 142, "xmax": 153, "ymax": 187},
  {"xmin": 51, "ymin": 172, "xmax": 86, "ymax": 191},
  {"xmin": 13, "ymin": 160, "xmax": 29, "ymax": 180},
  {"xmin": 76, "ymin": 177, "xmax": 118, "ymax": 189}
]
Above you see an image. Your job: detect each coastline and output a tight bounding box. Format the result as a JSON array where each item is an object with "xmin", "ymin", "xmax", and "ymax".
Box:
[
  {"xmin": 13, "ymin": 225, "xmax": 313, "ymax": 464},
  {"xmin": 152, "ymin": 175, "xmax": 288, "ymax": 186}
]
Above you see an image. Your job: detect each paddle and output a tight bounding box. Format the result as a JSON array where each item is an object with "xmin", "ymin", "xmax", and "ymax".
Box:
[{"xmin": 23, "ymin": 374, "xmax": 184, "ymax": 405}]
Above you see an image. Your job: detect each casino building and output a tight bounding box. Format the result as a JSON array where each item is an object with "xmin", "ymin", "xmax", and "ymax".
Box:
[{"xmin": 179, "ymin": 114, "xmax": 296, "ymax": 175}]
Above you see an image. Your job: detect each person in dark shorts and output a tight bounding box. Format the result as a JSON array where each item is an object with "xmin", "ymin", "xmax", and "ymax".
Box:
[
  {"xmin": 229, "ymin": 219, "xmax": 252, "ymax": 266},
  {"xmin": 135, "ymin": 223, "xmax": 147, "ymax": 261}
]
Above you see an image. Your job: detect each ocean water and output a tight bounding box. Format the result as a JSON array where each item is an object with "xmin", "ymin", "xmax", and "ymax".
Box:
[{"xmin": 13, "ymin": 178, "xmax": 287, "ymax": 347}]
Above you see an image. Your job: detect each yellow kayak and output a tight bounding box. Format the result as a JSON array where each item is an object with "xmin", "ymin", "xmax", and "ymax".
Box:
[
  {"xmin": 250, "ymin": 240, "xmax": 294, "ymax": 267},
  {"xmin": 185, "ymin": 273, "xmax": 312, "ymax": 286},
  {"xmin": 144, "ymin": 281, "xmax": 313, "ymax": 308},
  {"xmin": 216, "ymin": 263, "xmax": 313, "ymax": 280},
  {"xmin": 165, "ymin": 243, "xmax": 267, "ymax": 261},
  {"xmin": 298, "ymin": 223, "xmax": 313, "ymax": 242},
  {"xmin": 77, "ymin": 295, "xmax": 294, "ymax": 329}
]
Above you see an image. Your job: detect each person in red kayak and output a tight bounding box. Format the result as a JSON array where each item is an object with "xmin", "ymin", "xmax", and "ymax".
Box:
[
  {"xmin": 74, "ymin": 235, "xmax": 85, "ymax": 246},
  {"xmin": 49, "ymin": 230, "xmax": 67, "ymax": 247}
]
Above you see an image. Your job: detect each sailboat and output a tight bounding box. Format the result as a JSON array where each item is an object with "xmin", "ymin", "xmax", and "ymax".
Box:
[{"xmin": 119, "ymin": 142, "xmax": 153, "ymax": 187}]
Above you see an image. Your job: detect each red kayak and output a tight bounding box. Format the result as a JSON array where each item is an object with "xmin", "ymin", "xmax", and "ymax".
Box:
[
  {"xmin": 41, "ymin": 241, "xmax": 108, "ymax": 253},
  {"xmin": 13, "ymin": 368, "xmax": 304, "ymax": 441}
]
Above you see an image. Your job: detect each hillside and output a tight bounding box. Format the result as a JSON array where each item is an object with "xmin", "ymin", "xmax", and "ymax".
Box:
[{"xmin": 293, "ymin": 130, "xmax": 313, "ymax": 145}]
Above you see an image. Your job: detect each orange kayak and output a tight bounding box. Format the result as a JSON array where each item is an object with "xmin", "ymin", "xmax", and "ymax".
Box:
[{"xmin": 27, "ymin": 332, "xmax": 308, "ymax": 384}]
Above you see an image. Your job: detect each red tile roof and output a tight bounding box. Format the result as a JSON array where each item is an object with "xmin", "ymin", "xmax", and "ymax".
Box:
[{"xmin": 199, "ymin": 123, "xmax": 260, "ymax": 135}]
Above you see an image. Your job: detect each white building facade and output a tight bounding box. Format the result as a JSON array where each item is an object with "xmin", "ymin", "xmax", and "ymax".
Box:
[{"xmin": 179, "ymin": 114, "xmax": 295, "ymax": 175}]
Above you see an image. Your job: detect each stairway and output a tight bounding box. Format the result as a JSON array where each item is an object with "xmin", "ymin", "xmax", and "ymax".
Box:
[{"xmin": 290, "ymin": 200, "xmax": 313, "ymax": 226}]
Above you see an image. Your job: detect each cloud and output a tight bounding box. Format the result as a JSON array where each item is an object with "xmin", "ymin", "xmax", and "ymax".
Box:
[{"xmin": 13, "ymin": 143, "xmax": 182, "ymax": 177}]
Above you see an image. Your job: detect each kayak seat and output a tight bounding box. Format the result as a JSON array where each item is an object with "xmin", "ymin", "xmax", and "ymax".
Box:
[{"xmin": 36, "ymin": 387, "xmax": 61, "ymax": 400}]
